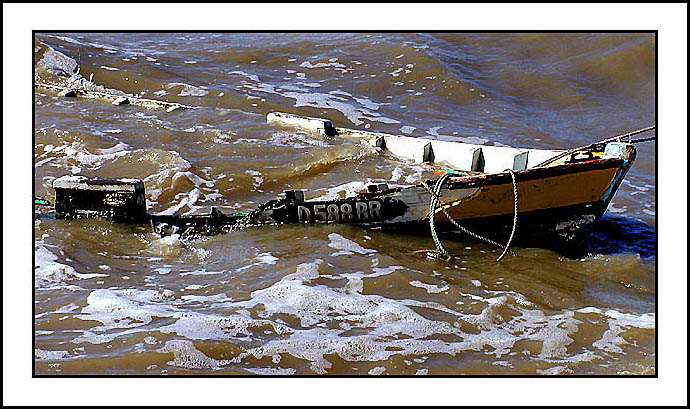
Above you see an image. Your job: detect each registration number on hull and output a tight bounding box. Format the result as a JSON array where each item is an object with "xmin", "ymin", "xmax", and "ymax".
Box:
[{"xmin": 296, "ymin": 200, "xmax": 383, "ymax": 223}]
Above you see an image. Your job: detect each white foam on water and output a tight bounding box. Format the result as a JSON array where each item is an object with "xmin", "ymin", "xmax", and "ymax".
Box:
[
  {"xmin": 63, "ymin": 251, "xmax": 656, "ymax": 374},
  {"xmin": 404, "ymin": 166, "xmax": 425, "ymax": 184},
  {"xmin": 35, "ymin": 245, "xmax": 108, "ymax": 288},
  {"xmin": 44, "ymin": 140, "xmax": 131, "ymax": 169},
  {"xmin": 171, "ymin": 171, "xmax": 214, "ymax": 188},
  {"xmin": 179, "ymin": 269, "xmax": 225, "ymax": 277},
  {"xmin": 368, "ymin": 366, "xmax": 386, "ymax": 375},
  {"xmin": 281, "ymin": 91, "xmax": 366, "ymax": 126},
  {"xmin": 410, "ymin": 280, "xmax": 450, "ymax": 294},
  {"xmin": 311, "ymin": 180, "xmax": 411, "ymax": 202},
  {"xmin": 244, "ymin": 169, "xmax": 264, "ymax": 188},
  {"xmin": 310, "ymin": 181, "xmax": 368, "ymax": 201},
  {"xmin": 76, "ymin": 288, "xmax": 175, "ymax": 330},
  {"xmin": 96, "ymin": 142, "xmax": 131, "ymax": 154},
  {"xmin": 245, "ymin": 367, "xmax": 296, "ymax": 375},
  {"xmin": 604, "ymin": 309, "xmax": 655, "ymax": 329},
  {"xmin": 280, "ymin": 260, "xmax": 322, "ymax": 283},
  {"xmin": 145, "ymin": 234, "xmax": 183, "ymax": 257},
  {"xmin": 228, "ymin": 70, "xmax": 260, "ymax": 83},
  {"xmin": 577, "ymin": 307, "xmax": 655, "ymax": 355},
  {"xmin": 299, "ymin": 60, "xmax": 346, "ymax": 70},
  {"xmin": 158, "ymin": 188, "xmax": 200, "ymax": 215},
  {"xmin": 607, "ymin": 204, "xmax": 628, "ymax": 214},
  {"xmin": 159, "ymin": 311, "xmax": 293, "ymax": 341},
  {"xmin": 166, "ymin": 82, "xmax": 208, "ymax": 97},
  {"xmin": 235, "ymin": 279, "xmax": 657, "ymax": 372},
  {"xmin": 427, "ymin": 126, "xmax": 444, "ymax": 137},
  {"xmin": 160, "ymin": 339, "xmax": 231, "ymax": 370},
  {"xmin": 400, "ymin": 125, "xmax": 416, "ymax": 134},
  {"xmin": 237, "ymin": 252, "xmax": 280, "ymax": 272},
  {"xmin": 336, "ymin": 265, "xmax": 405, "ymax": 294},
  {"xmin": 390, "ymin": 68, "xmax": 404, "ymax": 77},
  {"xmin": 72, "ymin": 287, "xmax": 294, "ymax": 345},
  {"xmin": 180, "ymin": 293, "xmax": 232, "ymax": 304},
  {"xmin": 35, "ymin": 349, "xmax": 71, "ymax": 361},
  {"xmin": 239, "ymin": 75, "xmax": 395, "ymax": 127},
  {"xmin": 390, "ymin": 167, "xmax": 404, "ymax": 182},
  {"xmin": 39, "ymin": 139, "xmax": 195, "ymax": 210},
  {"xmin": 155, "ymin": 267, "xmax": 172, "ymax": 275},
  {"xmin": 537, "ymin": 365, "xmax": 572, "ymax": 375},
  {"xmin": 328, "ymin": 233, "xmax": 376, "ymax": 255}
]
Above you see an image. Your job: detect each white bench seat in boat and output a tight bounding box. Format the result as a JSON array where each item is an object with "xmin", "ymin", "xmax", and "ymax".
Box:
[{"xmin": 429, "ymin": 140, "xmax": 482, "ymax": 172}]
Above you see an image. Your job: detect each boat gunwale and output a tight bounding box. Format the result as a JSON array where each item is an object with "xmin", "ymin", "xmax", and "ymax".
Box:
[{"xmin": 355, "ymin": 156, "xmax": 626, "ymax": 199}]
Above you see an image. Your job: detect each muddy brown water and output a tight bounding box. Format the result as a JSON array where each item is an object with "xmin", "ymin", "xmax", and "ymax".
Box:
[{"xmin": 33, "ymin": 33, "xmax": 655, "ymax": 375}]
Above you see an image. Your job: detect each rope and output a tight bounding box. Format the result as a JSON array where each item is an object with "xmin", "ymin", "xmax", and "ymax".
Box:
[
  {"xmin": 34, "ymin": 197, "xmax": 51, "ymax": 206},
  {"xmin": 629, "ymin": 136, "xmax": 656, "ymax": 144},
  {"xmin": 533, "ymin": 126, "xmax": 655, "ymax": 168},
  {"xmin": 427, "ymin": 173, "xmax": 452, "ymax": 258},
  {"xmin": 423, "ymin": 170, "xmax": 518, "ymax": 262},
  {"xmin": 496, "ymin": 169, "xmax": 518, "ymax": 262}
]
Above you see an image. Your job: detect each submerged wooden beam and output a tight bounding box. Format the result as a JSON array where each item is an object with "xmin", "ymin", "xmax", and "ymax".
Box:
[{"xmin": 35, "ymin": 82, "xmax": 196, "ymax": 111}]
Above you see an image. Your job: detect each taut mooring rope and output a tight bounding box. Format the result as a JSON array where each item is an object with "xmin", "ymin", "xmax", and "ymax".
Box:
[{"xmin": 533, "ymin": 126, "xmax": 656, "ymax": 168}]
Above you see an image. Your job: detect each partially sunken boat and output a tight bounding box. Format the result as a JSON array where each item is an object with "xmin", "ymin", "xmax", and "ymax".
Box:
[{"xmin": 49, "ymin": 112, "xmax": 645, "ymax": 256}]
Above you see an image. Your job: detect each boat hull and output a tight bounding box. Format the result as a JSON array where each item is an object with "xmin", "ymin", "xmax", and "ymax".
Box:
[
  {"xmin": 50, "ymin": 140, "xmax": 636, "ymax": 248},
  {"xmin": 264, "ymin": 153, "xmax": 635, "ymax": 246},
  {"xmin": 380, "ymin": 200, "xmax": 609, "ymax": 247}
]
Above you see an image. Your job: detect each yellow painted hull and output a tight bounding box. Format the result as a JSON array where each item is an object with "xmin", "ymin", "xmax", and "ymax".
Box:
[{"xmin": 438, "ymin": 164, "xmax": 620, "ymax": 221}]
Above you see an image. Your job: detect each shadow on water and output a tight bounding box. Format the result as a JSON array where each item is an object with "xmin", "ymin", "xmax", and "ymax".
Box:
[
  {"xmin": 520, "ymin": 214, "xmax": 656, "ymax": 260},
  {"xmin": 583, "ymin": 214, "xmax": 656, "ymax": 260},
  {"xmin": 430, "ymin": 213, "xmax": 657, "ymax": 260}
]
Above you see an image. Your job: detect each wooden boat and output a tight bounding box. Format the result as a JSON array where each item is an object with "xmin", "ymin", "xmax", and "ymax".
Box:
[
  {"xmin": 49, "ymin": 112, "xmax": 642, "ymax": 252},
  {"xmin": 261, "ymin": 112, "xmax": 638, "ymax": 246}
]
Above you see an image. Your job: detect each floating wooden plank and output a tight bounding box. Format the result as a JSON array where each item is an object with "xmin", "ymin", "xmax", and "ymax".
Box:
[{"xmin": 35, "ymin": 82, "xmax": 196, "ymax": 111}]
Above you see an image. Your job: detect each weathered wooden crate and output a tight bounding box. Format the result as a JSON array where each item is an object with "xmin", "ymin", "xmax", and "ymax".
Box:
[{"xmin": 53, "ymin": 176, "xmax": 147, "ymax": 222}]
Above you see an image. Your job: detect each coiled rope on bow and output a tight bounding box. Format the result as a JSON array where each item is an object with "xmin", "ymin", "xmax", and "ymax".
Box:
[{"xmin": 423, "ymin": 169, "xmax": 519, "ymax": 262}]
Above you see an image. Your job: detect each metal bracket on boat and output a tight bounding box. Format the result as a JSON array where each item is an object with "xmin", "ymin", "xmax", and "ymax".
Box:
[
  {"xmin": 282, "ymin": 189, "xmax": 306, "ymax": 202},
  {"xmin": 367, "ymin": 183, "xmax": 389, "ymax": 193}
]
